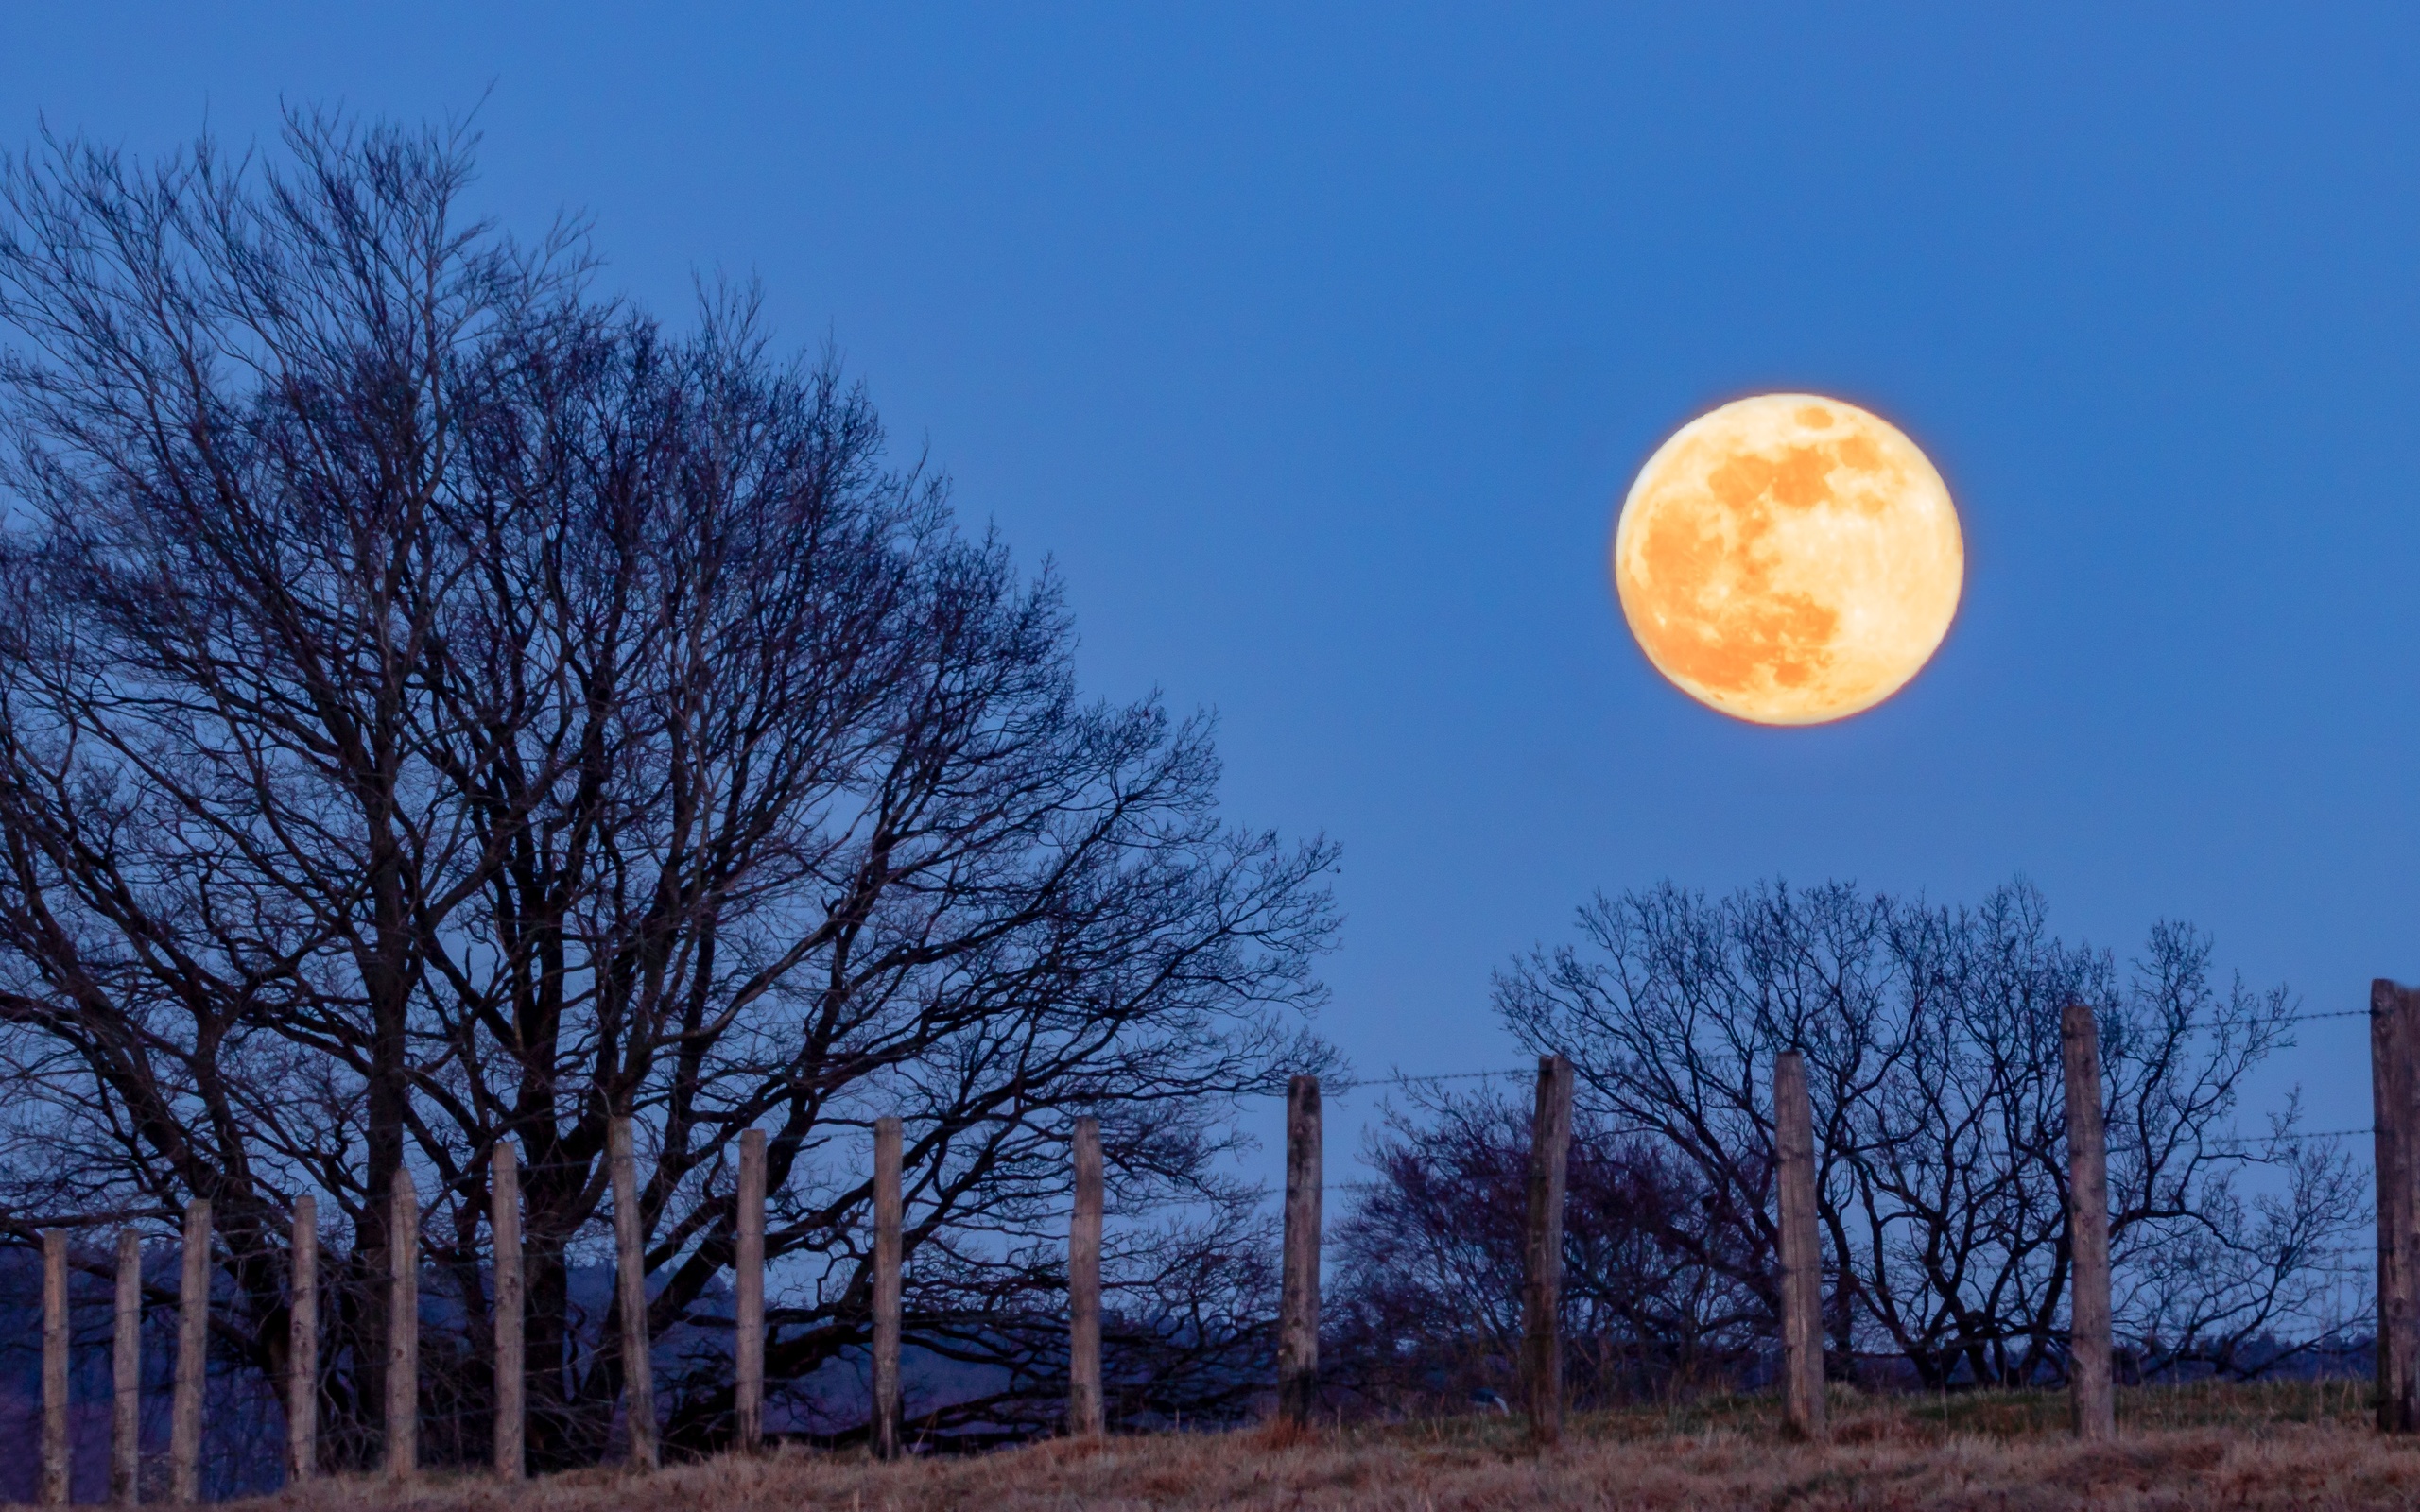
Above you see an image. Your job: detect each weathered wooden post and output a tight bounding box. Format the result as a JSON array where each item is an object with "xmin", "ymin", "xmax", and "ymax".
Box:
[
  {"xmin": 2062, "ymin": 1001, "xmax": 2117, "ymax": 1441},
  {"xmin": 2374, "ymin": 979, "xmax": 2420, "ymax": 1432},
  {"xmin": 1773, "ymin": 1052, "xmax": 1825, "ymax": 1442},
  {"xmin": 288, "ymin": 1196, "xmax": 318, "ymax": 1486},
  {"xmin": 112, "ymin": 1228, "xmax": 140, "ymax": 1505},
  {"xmin": 1521, "ymin": 1056, "xmax": 1575, "ymax": 1448},
  {"xmin": 492, "ymin": 1145, "xmax": 524, "ymax": 1479},
  {"xmin": 872, "ymin": 1115, "xmax": 904, "ymax": 1460},
  {"xmin": 43, "ymin": 1228, "xmax": 68, "ymax": 1505},
  {"xmin": 735, "ymin": 1128, "xmax": 766, "ymax": 1454},
  {"xmin": 1068, "ymin": 1116, "xmax": 1104, "ymax": 1439},
  {"xmin": 609, "ymin": 1117, "xmax": 659, "ymax": 1469},
  {"xmin": 1278, "ymin": 1075, "xmax": 1322, "ymax": 1429},
  {"xmin": 388, "ymin": 1169, "xmax": 419, "ymax": 1479},
  {"xmin": 171, "ymin": 1198, "xmax": 210, "ymax": 1504}
]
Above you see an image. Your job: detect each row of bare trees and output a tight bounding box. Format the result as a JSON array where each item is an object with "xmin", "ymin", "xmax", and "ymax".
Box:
[
  {"xmin": 0, "ymin": 111, "xmax": 1338, "ymax": 1474},
  {"xmin": 1328, "ymin": 880, "xmax": 2368, "ymax": 1411}
]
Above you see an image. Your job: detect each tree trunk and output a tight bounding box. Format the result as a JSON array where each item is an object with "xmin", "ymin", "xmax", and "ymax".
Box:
[{"xmin": 523, "ymin": 1231, "xmax": 575, "ymax": 1469}]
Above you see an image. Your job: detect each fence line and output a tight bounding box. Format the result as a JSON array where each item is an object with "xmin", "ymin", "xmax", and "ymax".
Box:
[{"xmin": 5, "ymin": 984, "xmax": 2411, "ymax": 1499}]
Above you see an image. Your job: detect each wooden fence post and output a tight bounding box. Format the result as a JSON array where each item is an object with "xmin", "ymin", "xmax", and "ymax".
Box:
[
  {"xmin": 609, "ymin": 1117, "xmax": 659, "ymax": 1469},
  {"xmin": 43, "ymin": 1228, "xmax": 68, "ymax": 1505},
  {"xmin": 2375, "ymin": 979, "xmax": 2420, "ymax": 1432},
  {"xmin": 112, "ymin": 1228, "xmax": 140, "ymax": 1506},
  {"xmin": 1521, "ymin": 1056, "xmax": 1575, "ymax": 1448},
  {"xmin": 1068, "ymin": 1117, "xmax": 1104, "ymax": 1439},
  {"xmin": 388, "ymin": 1169, "xmax": 418, "ymax": 1479},
  {"xmin": 735, "ymin": 1128, "xmax": 766, "ymax": 1454},
  {"xmin": 2062, "ymin": 1000, "xmax": 2117, "ymax": 1441},
  {"xmin": 171, "ymin": 1198, "xmax": 210, "ymax": 1504},
  {"xmin": 288, "ymin": 1195, "xmax": 318, "ymax": 1486},
  {"xmin": 492, "ymin": 1145, "xmax": 525, "ymax": 1479},
  {"xmin": 1773, "ymin": 1052, "xmax": 1825, "ymax": 1443},
  {"xmin": 872, "ymin": 1115, "xmax": 904, "ymax": 1460},
  {"xmin": 1278, "ymin": 1075, "xmax": 1322, "ymax": 1429}
]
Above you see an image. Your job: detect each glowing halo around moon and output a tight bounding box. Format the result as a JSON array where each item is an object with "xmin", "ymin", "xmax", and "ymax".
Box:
[{"xmin": 1612, "ymin": 394, "xmax": 1963, "ymax": 726}]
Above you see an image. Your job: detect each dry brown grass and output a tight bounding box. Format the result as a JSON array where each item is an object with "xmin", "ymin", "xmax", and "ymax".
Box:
[{"xmin": 246, "ymin": 1383, "xmax": 2420, "ymax": 1511}]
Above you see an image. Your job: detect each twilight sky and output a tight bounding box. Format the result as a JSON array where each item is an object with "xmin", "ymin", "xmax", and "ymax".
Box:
[{"xmin": 9, "ymin": 4, "xmax": 2416, "ymax": 1140}]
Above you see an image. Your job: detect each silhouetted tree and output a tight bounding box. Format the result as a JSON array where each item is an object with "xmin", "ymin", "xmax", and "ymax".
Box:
[
  {"xmin": 1494, "ymin": 879, "xmax": 2365, "ymax": 1389},
  {"xmin": 0, "ymin": 110, "xmax": 1338, "ymax": 1470},
  {"xmin": 1326, "ymin": 1086, "xmax": 1765, "ymax": 1414}
]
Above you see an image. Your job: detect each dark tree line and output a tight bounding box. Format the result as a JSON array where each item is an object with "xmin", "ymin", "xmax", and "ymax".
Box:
[
  {"xmin": 1327, "ymin": 1090, "xmax": 1764, "ymax": 1414},
  {"xmin": 1327, "ymin": 880, "xmax": 2367, "ymax": 1410},
  {"xmin": 0, "ymin": 112, "xmax": 1337, "ymax": 1470}
]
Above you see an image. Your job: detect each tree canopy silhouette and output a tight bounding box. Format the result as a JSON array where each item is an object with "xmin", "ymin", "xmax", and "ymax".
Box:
[{"xmin": 0, "ymin": 110, "xmax": 1338, "ymax": 1468}]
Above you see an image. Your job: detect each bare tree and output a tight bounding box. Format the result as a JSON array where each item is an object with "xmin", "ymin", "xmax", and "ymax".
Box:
[
  {"xmin": 1490, "ymin": 879, "xmax": 2365, "ymax": 1391},
  {"xmin": 1327, "ymin": 1086, "xmax": 1765, "ymax": 1416},
  {"xmin": 0, "ymin": 111, "xmax": 1339, "ymax": 1471}
]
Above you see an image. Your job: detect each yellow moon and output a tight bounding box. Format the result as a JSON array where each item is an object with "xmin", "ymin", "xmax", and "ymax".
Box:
[{"xmin": 1612, "ymin": 394, "xmax": 1962, "ymax": 725}]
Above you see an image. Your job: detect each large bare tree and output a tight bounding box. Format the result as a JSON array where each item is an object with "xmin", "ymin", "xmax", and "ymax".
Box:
[
  {"xmin": 1492, "ymin": 880, "xmax": 2364, "ymax": 1390},
  {"xmin": 0, "ymin": 112, "xmax": 1337, "ymax": 1471},
  {"xmin": 1323, "ymin": 879, "xmax": 2363, "ymax": 1412}
]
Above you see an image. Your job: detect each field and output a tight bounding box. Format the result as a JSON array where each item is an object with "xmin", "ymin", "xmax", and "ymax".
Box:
[{"xmin": 240, "ymin": 1382, "xmax": 2420, "ymax": 1512}]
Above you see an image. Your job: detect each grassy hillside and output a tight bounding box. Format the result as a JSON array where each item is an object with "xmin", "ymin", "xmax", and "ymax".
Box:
[{"xmin": 247, "ymin": 1382, "xmax": 2420, "ymax": 1511}]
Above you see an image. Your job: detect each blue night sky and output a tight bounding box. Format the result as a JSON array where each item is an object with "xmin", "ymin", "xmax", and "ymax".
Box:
[{"xmin": 10, "ymin": 5, "xmax": 2416, "ymax": 1142}]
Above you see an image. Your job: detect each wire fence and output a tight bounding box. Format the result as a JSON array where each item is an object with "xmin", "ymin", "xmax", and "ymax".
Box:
[{"xmin": 0, "ymin": 995, "xmax": 2395, "ymax": 1498}]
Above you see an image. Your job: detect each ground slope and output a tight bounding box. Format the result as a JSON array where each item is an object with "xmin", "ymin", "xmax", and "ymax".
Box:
[{"xmin": 248, "ymin": 1383, "xmax": 2420, "ymax": 1512}]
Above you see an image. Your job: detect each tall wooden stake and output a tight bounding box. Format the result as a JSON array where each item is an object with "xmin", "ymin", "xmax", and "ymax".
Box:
[
  {"xmin": 735, "ymin": 1128, "xmax": 766, "ymax": 1454},
  {"xmin": 1068, "ymin": 1117, "xmax": 1104, "ymax": 1439},
  {"xmin": 610, "ymin": 1117, "xmax": 659, "ymax": 1469},
  {"xmin": 1278, "ymin": 1075, "xmax": 1322, "ymax": 1428},
  {"xmin": 1521, "ymin": 1056, "xmax": 1575, "ymax": 1448},
  {"xmin": 1773, "ymin": 1052, "xmax": 1825, "ymax": 1443},
  {"xmin": 2062, "ymin": 1000, "xmax": 2117, "ymax": 1441},
  {"xmin": 288, "ymin": 1195, "xmax": 318, "ymax": 1486},
  {"xmin": 2375, "ymin": 979, "xmax": 2420, "ymax": 1432},
  {"xmin": 43, "ymin": 1228, "xmax": 68, "ymax": 1505},
  {"xmin": 112, "ymin": 1228, "xmax": 140, "ymax": 1506},
  {"xmin": 492, "ymin": 1145, "xmax": 525, "ymax": 1479},
  {"xmin": 170, "ymin": 1199, "xmax": 210, "ymax": 1505},
  {"xmin": 388, "ymin": 1169, "xmax": 418, "ymax": 1479},
  {"xmin": 872, "ymin": 1115, "xmax": 904, "ymax": 1460}
]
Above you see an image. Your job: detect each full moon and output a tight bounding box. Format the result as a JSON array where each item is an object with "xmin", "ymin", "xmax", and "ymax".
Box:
[{"xmin": 1612, "ymin": 394, "xmax": 1962, "ymax": 726}]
